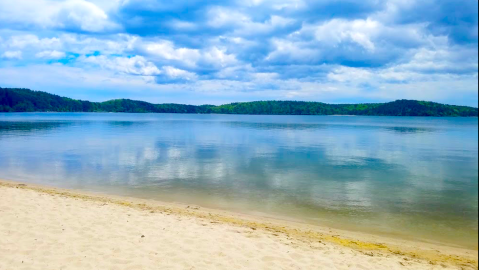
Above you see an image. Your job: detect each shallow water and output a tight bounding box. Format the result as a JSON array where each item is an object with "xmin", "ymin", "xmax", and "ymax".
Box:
[{"xmin": 0, "ymin": 113, "xmax": 477, "ymax": 249}]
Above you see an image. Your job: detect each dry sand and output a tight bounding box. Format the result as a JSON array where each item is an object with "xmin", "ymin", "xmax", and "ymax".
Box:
[{"xmin": 0, "ymin": 180, "xmax": 477, "ymax": 270}]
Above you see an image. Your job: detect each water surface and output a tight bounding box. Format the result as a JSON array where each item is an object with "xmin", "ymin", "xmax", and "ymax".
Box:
[{"xmin": 0, "ymin": 113, "xmax": 477, "ymax": 249}]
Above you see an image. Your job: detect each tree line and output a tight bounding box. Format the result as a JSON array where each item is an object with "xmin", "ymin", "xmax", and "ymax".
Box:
[{"xmin": 1, "ymin": 88, "xmax": 477, "ymax": 117}]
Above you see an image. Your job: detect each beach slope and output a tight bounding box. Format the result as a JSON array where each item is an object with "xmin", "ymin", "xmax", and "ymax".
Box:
[{"xmin": 0, "ymin": 181, "xmax": 477, "ymax": 270}]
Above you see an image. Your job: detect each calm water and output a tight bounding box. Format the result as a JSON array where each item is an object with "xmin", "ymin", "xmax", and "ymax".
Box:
[{"xmin": 0, "ymin": 113, "xmax": 477, "ymax": 248}]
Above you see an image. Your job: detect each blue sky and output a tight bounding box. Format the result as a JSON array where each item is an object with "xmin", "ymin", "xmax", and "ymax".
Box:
[{"xmin": 0, "ymin": 0, "xmax": 477, "ymax": 106}]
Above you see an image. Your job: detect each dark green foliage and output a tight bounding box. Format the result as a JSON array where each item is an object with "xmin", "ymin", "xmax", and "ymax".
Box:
[
  {"xmin": 0, "ymin": 88, "xmax": 98, "ymax": 112},
  {"xmin": 0, "ymin": 87, "xmax": 477, "ymax": 117},
  {"xmin": 207, "ymin": 100, "xmax": 478, "ymax": 116}
]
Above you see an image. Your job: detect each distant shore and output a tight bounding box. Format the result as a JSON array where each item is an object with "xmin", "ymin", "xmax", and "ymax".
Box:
[
  {"xmin": 2, "ymin": 88, "xmax": 478, "ymax": 116},
  {"xmin": 0, "ymin": 179, "xmax": 477, "ymax": 270}
]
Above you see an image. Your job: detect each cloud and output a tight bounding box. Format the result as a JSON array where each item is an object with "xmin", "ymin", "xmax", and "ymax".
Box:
[
  {"xmin": 136, "ymin": 39, "xmax": 240, "ymax": 74},
  {"xmin": 200, "ymin": 47, "xmax": 239, "ymax": 69},
  {"xmin": 265, "ymin": 17, "xmax": 432, "ymax": 68},
  {"xmin": 6, "ymin": 35, "xmax": 62, "ymax": 50},
  {"xmin": 78, "ymin": 54, "xmax": 199, "ymax": 83},
  {"xmin": 81, "ymin": 55, "xmax": 161, "ymax": 76},
  {"xmin": 0, "ymin": 0, "xmax": 119, "ymax": 33},
  {"xmin": 52, "ymin": 0, "xmax": 120, "ymax": 33},
  {"xmin": 0, "ymin": 0, "xmax": 477, "ymax": 106},
  {"xmin": 327, "ymin": 66, "xmax": 373, "ymax": 82},
  {"xmin": 36, "ymin": 50, "xmax": 67, "ymax": 59},
  {"xmin": 207, "ymin": 7, "xmax": 298, "ymax": 37},
  {"xmin": 314, "ymin": 19, "xmax": 380, "ymax": 51},
  {"xmin": 155, "ymin": 66, "xmax": 198, "ymax": 84},
  {"xmin": 378, "ymin": 0, "xmax": 478, "ymax": 44},
  {"xmin": 141, "ymin": 40, "xmax": 201, "ymax": 67},
  {"xmin": 1, "ymin": 51, "xmax": 23, "ymax": 60}
]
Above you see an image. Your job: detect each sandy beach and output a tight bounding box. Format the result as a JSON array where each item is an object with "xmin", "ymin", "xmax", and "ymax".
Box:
[{"xmin": 0, "ymin": 180, "xmax": 477, "ymax": 270}]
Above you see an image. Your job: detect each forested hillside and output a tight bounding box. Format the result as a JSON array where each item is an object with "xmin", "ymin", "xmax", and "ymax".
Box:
[{"xmin": 1, "ymin": 88, "xmax": 477, "ymax": 117}]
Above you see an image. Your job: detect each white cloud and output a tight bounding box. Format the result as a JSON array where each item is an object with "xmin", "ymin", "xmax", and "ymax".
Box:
[
  {"xmin": 207, "ymin": 7, "xmax": 250, "ymax": 28},
  {"xmin": 142, "ymin": 40, "xmax": 201, "ymax": 67},
  {"xmin": 253, "ymin": 72, "xmax": 279, "ymax": 81},
  {"xmin": 239, "ymin": 0, "xmax": 304, "ymax": 10},
  {"xmin": 2, "ymin": 33, "xmax": 139, "ymax": 60},
  {"xmin": 160, "ymin": 66, "xmax": 198, "ymax": 82},
  {"xmin": 58, "ymin": 34, "xmax": 138, "ymax": 55},
  {"xmin": 327, "ymin": 56, "xmax": 478, "ymax": 87},
  {"xmin": 0, "ymin": 0, "xmax": 119, "ymax": 33},
  {"xmin": 36, "ymin": 50, "xmax": 66, "ymax": 59},
  {"xmin": 140, "ymin": 39, "xmax": 240, "ymax": 71},
  {"xmin": 1, "ymin": 51, "xmax": 23, "ymax": 60},
  {"xmin": 327, "ymin": 66, "xmax": 373, "ymax": 82},
  {"xmin": 265, "ymin": 39, "xmax": 319, "ymax": 63},
  {"xmin": 7, "ymin": 35, "xmax": 62, "ymax": 50},
  {"xmin": 169, "ymin": 20, "xmax": 198, "ymax": 31},
  {"xmin": 81, "ymin": 55, "xmax": 161, "ymax": 76},
  {"xmin": 52, "ymin": 0, "xmax": 120, "ymax": 32},
  {"xmin": 208, "ymin": 7, "xmax": 296, "ymax": 37},
  {"xmin": 265, "ymin": 17, "xmax": 445, "ymax": 67},
  {"xmin": 202, "ymin": 47, "xmax": 238, "ymax": 68},
  {"xmin": 395, "ymin": 47, "xmax": 479, "ymax": 74},
  {"xmin": 78, "ymin": 54, "xmax": 199, "ymax": 83},
  {"xmin": 314, "ymin": 18, "xmax": 380, "ymax": 51},
  {"xmin": 0, "ymin": 0, "xmax": 477, "ymax": 106}
]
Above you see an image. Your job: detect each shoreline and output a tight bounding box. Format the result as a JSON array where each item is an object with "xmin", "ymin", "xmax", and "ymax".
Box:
[
  {"xmin": 1, "ymin": 112, "xmax": 478, "ymax": 118},
  {"xmin": 0, "ymin": 179, "xmax": 477, "ymax": 269}
]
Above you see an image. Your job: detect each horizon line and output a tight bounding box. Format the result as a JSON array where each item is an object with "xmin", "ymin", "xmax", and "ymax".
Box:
[{"xmin": 4, "ymin": 87, "xmax": 478, "ymax": 109}]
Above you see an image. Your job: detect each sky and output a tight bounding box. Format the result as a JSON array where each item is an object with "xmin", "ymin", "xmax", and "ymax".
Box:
[{"xmin": 0, "ymin": 0, "xmax": 478, "ymax": 106}]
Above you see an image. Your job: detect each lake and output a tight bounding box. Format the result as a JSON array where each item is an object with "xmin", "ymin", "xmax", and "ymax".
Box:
[{"xmin": 0, "ymin": 113, "xmax": 477, "ymax": 249}]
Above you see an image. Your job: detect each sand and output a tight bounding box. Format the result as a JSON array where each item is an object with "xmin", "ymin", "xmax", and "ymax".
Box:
[{"xmin": 0, "ymin": 181, "xmax": 477, "ymax": 270}]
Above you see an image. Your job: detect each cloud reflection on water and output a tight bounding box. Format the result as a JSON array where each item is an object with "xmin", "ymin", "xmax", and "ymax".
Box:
[{"xmin": 0, "ymin": 114, "xmax": 477, "ymax": 247}]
